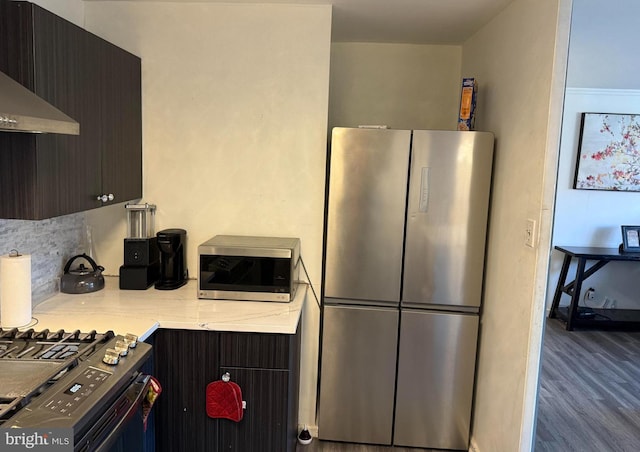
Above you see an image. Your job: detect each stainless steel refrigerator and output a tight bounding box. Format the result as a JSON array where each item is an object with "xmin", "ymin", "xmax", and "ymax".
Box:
[{"xmin": 317, "ymin": 127, "xmax": 494, "ymax": 450}]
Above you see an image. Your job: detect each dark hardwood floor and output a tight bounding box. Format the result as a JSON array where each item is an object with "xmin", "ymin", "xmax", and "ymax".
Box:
[{"xmin": 535, "ymin": 318, "xmax": 640, "ymax": 451}]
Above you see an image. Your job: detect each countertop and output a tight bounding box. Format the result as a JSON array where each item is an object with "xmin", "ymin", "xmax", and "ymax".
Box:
[{"xmin": 29, "ymin": 277, "xmax": 306, "ymax": 341}]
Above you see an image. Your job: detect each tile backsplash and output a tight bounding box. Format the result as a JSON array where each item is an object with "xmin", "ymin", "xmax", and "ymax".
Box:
[{"xmin": 0, "ymin": 213, "xmax": 85, "ymax": 305}]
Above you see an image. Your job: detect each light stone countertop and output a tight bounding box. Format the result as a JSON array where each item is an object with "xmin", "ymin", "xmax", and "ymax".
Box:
[{"xmin": 30, "ymin": 277, "xmax": 306, "ymax": 341}]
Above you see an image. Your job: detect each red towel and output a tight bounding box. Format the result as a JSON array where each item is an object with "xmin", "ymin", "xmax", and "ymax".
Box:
[
  {"xmin": 143, "ymin": 376, "xmax": 162, "ymax": 431},
  {"xmin": 206, "ymin": 379, "xmax": 244, "ymax": 422}
]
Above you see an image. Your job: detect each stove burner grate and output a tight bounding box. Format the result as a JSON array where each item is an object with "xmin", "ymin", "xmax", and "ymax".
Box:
[
  {"xmin": 0, "ymin": 328, "xmax": 116, "ymax": 425},
  {"xmin": 0, "ymin": 328, "xmax": 114, "ymax": 360}
]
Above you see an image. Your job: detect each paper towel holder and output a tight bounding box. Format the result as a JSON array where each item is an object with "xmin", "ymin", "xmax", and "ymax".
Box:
[{"xmin": 0, "ymin": 249, "xmax": 34, "ymax": 329}]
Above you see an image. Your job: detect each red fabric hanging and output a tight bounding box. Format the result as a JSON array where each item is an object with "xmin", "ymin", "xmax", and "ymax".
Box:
[{"xmin": 206, "ymin": 379, "xmax": 244, "ymax": 422}]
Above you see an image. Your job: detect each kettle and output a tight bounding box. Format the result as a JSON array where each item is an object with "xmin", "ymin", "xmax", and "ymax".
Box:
[{"xmin": 61, "ymin": 254, "xmax": 105, "ymax": 294}]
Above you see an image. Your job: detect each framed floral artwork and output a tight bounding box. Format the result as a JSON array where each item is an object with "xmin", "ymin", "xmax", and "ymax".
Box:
[{"xmin": 574, "ymin": 112, "xmax": 640, "ymax": 191}]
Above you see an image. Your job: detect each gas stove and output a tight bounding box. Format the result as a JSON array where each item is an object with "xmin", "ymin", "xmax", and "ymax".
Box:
[{"xmin": 0, "ymin": 327, "xmax": 153, "ymax": 451}]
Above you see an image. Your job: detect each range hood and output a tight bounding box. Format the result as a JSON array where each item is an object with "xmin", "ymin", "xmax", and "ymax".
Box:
[{"xmin": 0, "ymin": 71, "xmax": 79, "ymax": 135}]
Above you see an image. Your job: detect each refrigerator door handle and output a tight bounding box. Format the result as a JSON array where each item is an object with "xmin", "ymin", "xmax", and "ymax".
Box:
[{"xmin": 418, "ymin": 167, "xmax": 430, "ymax": 213}]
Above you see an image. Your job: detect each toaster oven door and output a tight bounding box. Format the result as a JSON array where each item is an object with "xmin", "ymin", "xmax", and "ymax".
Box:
[{"xmin": 199, "ymin": 255, "xmax": 293, "ymax": 301}]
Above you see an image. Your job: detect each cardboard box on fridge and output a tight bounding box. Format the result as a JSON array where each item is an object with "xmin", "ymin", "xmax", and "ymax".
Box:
[{"xmin": 457, "ymin": 77, "xmax": 477, "ymax": 131}]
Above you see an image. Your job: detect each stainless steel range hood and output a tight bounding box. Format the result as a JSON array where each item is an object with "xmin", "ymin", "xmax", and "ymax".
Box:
[{"xmin": 0, "ymin": 71, "xmax": 79, "ymax": 135}]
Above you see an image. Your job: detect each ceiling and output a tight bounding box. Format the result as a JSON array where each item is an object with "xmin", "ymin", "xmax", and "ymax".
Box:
[
  {"xmin": 93, "ymin": 0, "xmax": 516, "ymax": 44},
  {"xmin": 288, "ymin": 0, "xmax": 515, "ymax": 43}
]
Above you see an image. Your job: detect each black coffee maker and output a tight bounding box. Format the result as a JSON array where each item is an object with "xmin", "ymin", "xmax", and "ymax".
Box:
[{"xmin": 155, "ymin": 228, "xmax": 188, "ymax": 290}]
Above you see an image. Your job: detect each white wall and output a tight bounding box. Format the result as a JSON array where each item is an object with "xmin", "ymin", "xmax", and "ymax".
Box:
[
  {"xmin": 567, "ymin": 0, "xmax": 640, "ymax": 89},
  {"xmin": 547, "ymin": 89, "xmax": 640, "ymax": 310},
  {"xmin": 545, "ymin": 0, "xmax": 640, "ymax": 312},
  {"xmin": 328, "ymin": 43, "xmax": 462, "ymax": 131},
  {"xmin": 460, "ymin": 0, "xmax": 570, "ymax": 450},
  {"xmin": 82, "ymin": 0, "xmax": 332, "ymax": 429}
]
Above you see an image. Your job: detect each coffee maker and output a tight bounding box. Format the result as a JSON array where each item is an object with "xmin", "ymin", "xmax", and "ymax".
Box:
[
  {"xmin": 155, "ymin": 228, "xmax": 188, "ymax": 290},
  {"xmin": 119, "ymin": 203, "xmax": 160, "ymax": 290}
]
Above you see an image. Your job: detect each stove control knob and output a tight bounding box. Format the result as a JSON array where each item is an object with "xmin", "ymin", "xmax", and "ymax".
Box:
[
  {"xmin": 115, "ymin": 340, "xmax": 129, "ymax": 357},
  {"xmin": 124, "ymin": 333, "xmax": 138, "ymax": 348},
  {"xmin": 103, "ymin": 348, "xmax": 120, "ymax": 365}
]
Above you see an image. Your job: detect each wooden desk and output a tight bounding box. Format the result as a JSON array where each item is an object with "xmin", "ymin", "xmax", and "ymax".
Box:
[{"xmin": 549, "ymin": 245, "xmax": 640, "ymax": 330}]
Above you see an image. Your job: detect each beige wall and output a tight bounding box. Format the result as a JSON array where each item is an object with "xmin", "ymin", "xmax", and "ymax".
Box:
[
  {"xmin": 83, "ymin": 1, "xmax": 332, "ymax": 429},
  {"xmin": 31, "ymin": 0, "xmax": 85, "ymax": 27},
  {"xmin": 461, "ymin": 0, "xmax": 570, "ymax": 450},
  {"xmin": 17, "ymin": 1, "xmax": 573, "ymax": 446},
  {"xmin": 328, "ymin": 43, "xmax": 462, "ymax": 131}
]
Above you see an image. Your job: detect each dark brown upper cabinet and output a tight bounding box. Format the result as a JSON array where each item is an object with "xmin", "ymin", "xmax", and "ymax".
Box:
[{"xmin": 0, "ymin": 0, "xmax": 142, "ymax": 220}]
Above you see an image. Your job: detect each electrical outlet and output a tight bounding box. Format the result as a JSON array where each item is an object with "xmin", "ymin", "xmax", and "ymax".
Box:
[{"xmin": 525, "ymin": 219, "xmax": 536, "ymax": 248}]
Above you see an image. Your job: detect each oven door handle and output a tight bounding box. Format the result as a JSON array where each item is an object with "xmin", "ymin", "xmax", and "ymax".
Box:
[{"xmin": 91, "ymin": 374, "xmax": 152, "ymax": 452}]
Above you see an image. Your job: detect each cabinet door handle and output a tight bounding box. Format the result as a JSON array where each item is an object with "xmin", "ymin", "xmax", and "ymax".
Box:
[{"xmin": 97, "ymin": 193, "xmax": 115, "ymax": 203}]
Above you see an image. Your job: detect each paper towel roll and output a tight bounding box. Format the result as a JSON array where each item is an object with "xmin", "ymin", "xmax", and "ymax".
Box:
[{"xmin": 0, "ymin": 252, "xmax": 32, "ymax": 328}]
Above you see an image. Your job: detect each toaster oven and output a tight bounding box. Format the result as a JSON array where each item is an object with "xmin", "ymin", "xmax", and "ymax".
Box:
[{"xmin": 198, "ymin": 235, "xmax": 300, "ymax": 302}]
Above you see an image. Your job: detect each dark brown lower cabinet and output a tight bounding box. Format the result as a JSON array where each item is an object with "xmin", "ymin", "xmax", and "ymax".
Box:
[
  {"xmin": 153, "ymin": 329, "xmax": 219, "ymax": 451},
  {"xmin": 153, "ymin": 328, "xmax": 301, "ymax": 452},
  {"xmin": 218, "ymin": 367, "xmax": 289, "ymax": 451}
]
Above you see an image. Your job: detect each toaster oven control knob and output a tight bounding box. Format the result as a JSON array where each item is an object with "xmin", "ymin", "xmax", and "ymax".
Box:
[
  {"xmin": 124, "ymin": 333, "xmax": 138, "ymax": 348},
  {"xmin": 103, "ymin": 348, "xmax": 120, "ymax": 365},
  {"xmin": 115, "ymin": 340, "xmax": 129, "ymax": 357}
]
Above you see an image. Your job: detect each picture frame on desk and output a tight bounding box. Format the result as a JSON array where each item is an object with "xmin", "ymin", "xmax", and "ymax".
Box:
[{"xmin": 620, "ymin": 225, "xmax": 640, "ymax": 253}]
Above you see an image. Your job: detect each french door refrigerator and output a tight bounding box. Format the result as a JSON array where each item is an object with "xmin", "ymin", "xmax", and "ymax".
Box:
[{"xmin": 318, "ymin": 127, "xmax": 494, "ymax": 450}]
